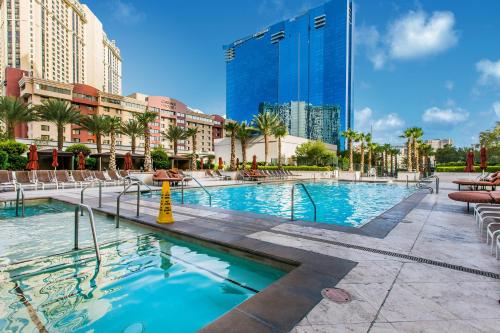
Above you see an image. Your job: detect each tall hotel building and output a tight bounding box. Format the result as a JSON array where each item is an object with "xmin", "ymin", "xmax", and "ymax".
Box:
[
  {"xmin": 0, "ymin": 0, "xmax": 122, "ymax": 94},
  {"xmin": 224, "ymin": 0, "xmax": 353, "ymax": 148}
]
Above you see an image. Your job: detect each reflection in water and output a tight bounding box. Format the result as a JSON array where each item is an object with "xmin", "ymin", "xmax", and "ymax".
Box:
[{"xmin": 0, "ymin": 234, "xmax": 284, "ymax": 333}]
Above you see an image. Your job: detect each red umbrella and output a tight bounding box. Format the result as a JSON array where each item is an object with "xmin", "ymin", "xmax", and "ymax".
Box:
[
  {"xmin": 51, "ymin": 149, "xmax": 59, "ymax": 169},
  {"xmin": 123, "ymin": 152, "xmax": 132, "ymax": 170},
  {"xmin": 78, "ymin": 152, "xmax": 86, "ymax": 170},
  {"xmin": 200, "ymin": 158, "xmax": 204, "ymax": 170},
  {"xmin": 26, "ymin": 145, "xmax": 39, "ymax": 170},
  {"xmin": 218, "ymin": 157, "xmax": 223, "ymax": 170},
  {"xmin": 464, "ymin": 150, "xmax": 475, "ymax": 172},
  {"xmin": 480, "ymin": 147, "xmax": 488, "ymax": 171},
  {"xmin": 251, "ymin": 155, "xmax": 257, "ymax": 170}
]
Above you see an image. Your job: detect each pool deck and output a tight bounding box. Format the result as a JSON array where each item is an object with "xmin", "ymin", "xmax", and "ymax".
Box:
[{"xmin": 1, "ymin": 173, "xmax": 499, "ymax": 332}]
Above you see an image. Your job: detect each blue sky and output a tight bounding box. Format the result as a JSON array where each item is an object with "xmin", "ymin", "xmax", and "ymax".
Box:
[{"xmin": 83, "ymin": 0, "xmax": 500, "ymax": 147}]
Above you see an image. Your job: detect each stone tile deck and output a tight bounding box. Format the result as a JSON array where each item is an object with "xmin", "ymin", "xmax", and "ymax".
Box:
[{"xmin": 0, "ymin": 174, "xmax": 499, "ymax": 332}]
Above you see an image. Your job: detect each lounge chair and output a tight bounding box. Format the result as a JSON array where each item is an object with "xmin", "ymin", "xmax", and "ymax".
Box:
[
  {"xmin": 54, "ymin": 170, "xmax": 77, "ymax": 189},
  {"xmin": 108, "ymin": 170, "xmax": 126, "ymax": 183},
  {"xmin": 119, "ymin": 170, "xmax": 130, "ymax": 178},
  {"xmin": 71, "ymin": 170, "xmax": 95, "ymax": 188},
  {"xmin": 453, "ymin": 172, "xmax": 500, "ymax": 190},
  {"xmin": 0, "ymin": 170, "xmax": 16, "ymax": 191},
  {"xmin": 35, "ymin": 170, "xmax": 57, "ymax": 189},
  {"xmin": 153, "ymin": 170, "xmax": 181, "ymax": 186},
  {"xmin": 448, "ymin": 191, "xmax": 500, "ymax": 211},
  {"xmin": 94, "ymin": 171, "xmax": 118, "ymax": 186},
  {"xmin": 215, "ymin": 170, "xmax": 231, "ymax": 180},
  {"xmin": 206, "ymin": 170, "xmax": 225, "ymax": 180},
  {"xmin": 14, "ymin": 171, "xmax": 38, "ymax": 190}
]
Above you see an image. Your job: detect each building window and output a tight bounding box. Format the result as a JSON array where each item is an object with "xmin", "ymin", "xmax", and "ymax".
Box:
[
  {"xmin": 103, "ymin": 140, "xmax": 110, "ymax": 144},
  {"xmin": 73, "ymin": 138, "xmax": 80, "ymax": 142},
  {"xmin": 88, "ymin": 139, "xmax": 95, "ymax": 143},
  {"xmin": 41, "ymin": 135, "xmax": 50, "ymax": 140},
  {"xmin": 72, "ymin": 129, "xmax": 80, "ymax": 135},
  {"xmin": 41, "ymin": 125, "xmax": 50, "ymax": 131}
]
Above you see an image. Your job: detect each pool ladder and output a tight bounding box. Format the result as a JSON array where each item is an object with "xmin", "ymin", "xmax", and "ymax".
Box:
[
  {"xmin": 74, "ymin": 203, "xmax": 101, "ymax": 262},
  {"xmin": 416, "ymin": 175, "xmax": 439, "ymax": 194},
  {"xmin": 115, "ymin": 181, "xmax": 152, "ymax": 228},
  {"xmin": 291, "ymin": 183, "xmax": 317, "ymax": 222},
  {"xmin": 180, "ymin": 175, "xmax": 212, "ymax": 207},
  {"xmin": 15, "ymin": 187, "xmax": 25, "ymax": 217}
]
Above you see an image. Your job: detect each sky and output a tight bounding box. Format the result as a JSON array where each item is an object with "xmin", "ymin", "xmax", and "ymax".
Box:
[{"xmin": 82, "ymin": 0, "xmax": 500, "ymax": 147}]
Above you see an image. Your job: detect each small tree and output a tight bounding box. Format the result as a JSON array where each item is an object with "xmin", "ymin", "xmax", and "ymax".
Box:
[
  {"xmin": 273, "ymin": 123, "xmax": 288, "ymax": 168},
  {"xmin": 253, "ymin": 112, "xmax": 279, "ymax": 165},
  {"xmin": 106, "ymin": 116, "xmax": 122, "ymax": 170},
  {"xmin": 185, "ymin": 127, "xmax": 199, "ymax": 171},
  {"xmin": 0, "ymin": 96, "xmax": 37, "ymax": 140},
  {"xmin": 79, "ymin": 114, "xmax": 109, "ymax": 154},
  {"xmin": 121, "ymin": 119, "xmax": 143, "ymax": 154},
  {"xmin": 224, "ymin": 122, "xmax": 240, "ymax": 171},
  {"xmin": 341, "ymin": 129, "xmax": 357, "ymax": 172},
  {"xmin": 134, "ymin": 110, "xmax": 158, "ymax": 172},
  {"xmin": 236, "ymin": 121, "xmax": 255, "ymax": 168}
]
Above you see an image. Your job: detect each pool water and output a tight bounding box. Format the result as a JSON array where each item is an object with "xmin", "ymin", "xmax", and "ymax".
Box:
[
  {"xmin": 0, "ymin": 202, "xmax": 285, "ymax": 332},
  {"xmin": 161, "ymin": 181, "xmax": 414, "ymax": 227}
]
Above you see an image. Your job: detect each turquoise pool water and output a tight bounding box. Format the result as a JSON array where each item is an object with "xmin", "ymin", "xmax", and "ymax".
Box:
[
  {"xmin": 0, "ymin": 202, "xmax": 285, "ymax": 332},
  {"xmin": 161, "ymin": 181, "xmax": 414, "ymax": 227}
]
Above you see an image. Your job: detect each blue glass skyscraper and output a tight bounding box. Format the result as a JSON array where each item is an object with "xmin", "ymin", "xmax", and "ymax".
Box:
[{"xmin": 224, "ymin": 0, "xmax": 353, "ymax": 149}]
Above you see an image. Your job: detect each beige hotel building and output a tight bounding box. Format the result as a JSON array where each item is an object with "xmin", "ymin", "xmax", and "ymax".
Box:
[{"xmin": 0, "ymin": 0, "xmax": 122, "ymax": 94}]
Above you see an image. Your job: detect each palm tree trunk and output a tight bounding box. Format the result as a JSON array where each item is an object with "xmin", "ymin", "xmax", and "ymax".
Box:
[
  {"xmin": 7, "ymin": 122, "xmax": 15, "ymax": 140},
  {"xmin": 241, "ymin": 141, "xmax": 247, "ymax": 167},
  {"xmin": 407, "ymin": 140, "xmax": 412, "ymax": 172},
  {"xmin": 131, "ymin": 136, "xmax": 136, "ymax": 154},
  {"xmin": 414, "ymin": 139, "xmax": 419, "ymax": 173},
  {"xmin": 230, "ymin": 133, "xmax": 236, "ymax": 171},
  {"xmin": 109, "ymin": 131, "xmax": 116, "ymax": 170},
  {"xmin": 191, "ymin": 135, "xmax": 197, "ymax": 171},
  {"xmin": 96, "ymin": 133, "xmax": 102, "ymax": 154},
  {"xmin": 278, "ymin": 137, "xmax": 282, "ymax": 169},
  {"xmin": 57, "ymin": 125, "xmax": 64, "ymax": 151},
  {"xmin": 144, "ymin": 128, "xmax": 152, "ymax": 172},
  {"xmin": 349, "ymin": 139, "xmax": 353, "ymax": 172},
  {"xmin": 368, "ymin": 149, "xmax": 372, "ymax": 173},
  {"xmin": 264, "ymin": 134, "xmax": 269, "ymax": 165},
  {"xmin": 360, "ymin": 144, "xmax": 365, "ymax": 175}
]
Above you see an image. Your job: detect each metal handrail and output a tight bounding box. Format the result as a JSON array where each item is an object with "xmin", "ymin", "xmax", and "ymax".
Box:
[
  {"xmin": 291, "ymin": 183, "xmax": 317, "ymax": 222},
  {"xmin": 181, "ymin": 175, "xmax": 212, "ymax": 207},
  {"xmin": 74, "ymin": 203, "xmax": 101, "ymax": 262},
  {"xmin": 116, "ymin": 181, "xmax": 142, "ymax": 228},
  {"xmin": 15, "ymin": 187, "xmax": 25, "ymax": 217},
  {"xmin": 80, "ymin": 181, "xmax": 103, "ymax": 216},
  {"xmin": 416, "ymin": 174, "xmax": 439, "ymax": 194}
]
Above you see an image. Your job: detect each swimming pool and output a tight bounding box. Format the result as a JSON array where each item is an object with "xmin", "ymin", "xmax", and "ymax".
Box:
[
  {"xmin": 0, "ymin": 201, "xmax": 285, "ymax": 332},
  {"xmin": 158, "ymin": 181, "xmax": 415, "ymax": 227}
]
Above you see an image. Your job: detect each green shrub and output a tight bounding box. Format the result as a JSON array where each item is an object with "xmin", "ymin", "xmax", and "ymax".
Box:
[
  {"xmin": 258, "ymin": 165, "xmax": 331, "ymax": 171},
  {"xmin": 0, "ymin": 151, "xmax": 8, "ymax": 170},
  {"xmin": 85, "ymin": 157, "xmax": 97, "ymax": 169},
  {"xmin": 8, "ymin": 155, "xmax": 28, "ymax": 170},
  {"xmin": 152, "ymin": 147, "xmax": 170, "ymax": 170},
  {"xmin": 0, "ymin": 141, "xmax": 28, "ymax": 156},
  {"xmin": 66, "ymin": 143, "xmax": 91, "ymax": 155},
  {"xmin": 435, "ymin": 165, "xmax": 500, "ymax": 172}
]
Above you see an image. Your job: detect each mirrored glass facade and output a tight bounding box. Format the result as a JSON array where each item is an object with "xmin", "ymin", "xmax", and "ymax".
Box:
[{"xmin": 224, "ymin": 0, "xmax": 353, "ymax": 148}]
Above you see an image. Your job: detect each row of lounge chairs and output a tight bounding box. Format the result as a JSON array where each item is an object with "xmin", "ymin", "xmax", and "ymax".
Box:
[
  {"xmin": 472, "ymin": 203, "xmax": 500, "ymax": 259},
  {"xmin": 152, "ymin": 169, "xmax": 191, "ymax": 186},
  {"xmin": 453, "ymin": 172, "xmax": 500, "ymax": 190},
  {"xmin": 0, "ymin": 169, "xmax": 131, "ymax": 191},
  {"xmin": 239, "ymin": 169, "xmax": 299, "ymax": 181}
]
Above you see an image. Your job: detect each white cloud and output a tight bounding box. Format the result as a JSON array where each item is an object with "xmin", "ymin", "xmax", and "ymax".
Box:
[
  {"xmin": 476, "ymin": 59, "xmax": 500, "ymax": 85},
  {"xmin": 388, "ymin": 11, "xmax": 458, "ymax": 59},
  {"xmin": 493, "ymin": 102, "xmax": 500, "ymax": 118},
  {"xmin": 354, "ymin": 107, "xmax": 405, "ymax": 143},
  {"xmin": 109, "ymin": 0, "xmax": 145, "ymax": 24},
  {"xmin": 356, "ymin": 10, "xmax": 457, "ymax": 69},
  {"xmin": 445, "ymin": 80, "xmax": 454, "ymax": 91},
  {"xmin": 422, "ymin": 106, "xmax": 469, "ymax": 124}
]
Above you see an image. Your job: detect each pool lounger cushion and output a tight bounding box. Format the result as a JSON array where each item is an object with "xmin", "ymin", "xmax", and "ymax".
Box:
[{"xmin": 448, "ymin": 191, "xmax": 500, "ymax": 204}]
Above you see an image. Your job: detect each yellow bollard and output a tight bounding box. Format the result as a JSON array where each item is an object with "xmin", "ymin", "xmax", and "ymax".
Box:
[{"xmin": 157, "ymin": 181, "xmax": 174, "ymax": 224}]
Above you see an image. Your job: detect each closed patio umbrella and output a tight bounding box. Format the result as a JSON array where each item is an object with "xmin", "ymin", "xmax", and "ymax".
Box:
[
  {"xmin": 123, "ymin": 152, "xmax": 132, "ymax": 170},
  {"xmin": 200, "ymin": 158, "xmax": 204, "ymax": 170},
  {"xmin": 252, "ymin": 155, "xmax": 257, "ymax": 171},
  {"xmin": 480, "ymin": 146, "xmax": 488, "ymax": 171},
  {"xmin": 51, "ymin": 149, "xmax": 59, "ymax": 170},
  {"xmin": 26, "ymin": 145, "xmax": 39, "ymax": 170},
  {"xmin": 218, "ymin": 157, "xmax": 223, "ymax": 170},
  {"xmin": 465, "ymin": 150, "xmax": 474, "ymax": 173},
  {"xmin": 78, "ymin": 152, "xmax": 86, "ymax": 170}
]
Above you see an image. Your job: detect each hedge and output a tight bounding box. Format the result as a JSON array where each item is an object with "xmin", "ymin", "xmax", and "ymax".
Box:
[
  {"xmin": 436, "ymin": 165, "xmax": 500, "ymax": 172},
  {"xmin": 258, "ymin": 165, "xmax": 332, "ymax": 171},
  {"xmin": 0, "ymin": 141, "xmax": 28, "ymax": 156}
]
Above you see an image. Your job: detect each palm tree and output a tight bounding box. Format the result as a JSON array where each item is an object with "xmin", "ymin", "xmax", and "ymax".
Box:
[
  {"xmin": 358, "ymin": 132, "xmax": 366, "ymax": 175},
  {"xmin": 185, "ymin": 126, "xmax": 199, "ymax": 171},
  {"xmin": 135, "ymin": 110, "xmax": 158, "ymax": 172},
  {"xmin": 0, "ymin": 96, "xmax": 37, "ymax": 140},
  {"xmin": 382, "ymin": 144, "xmax": 391, "ymax": 175},
  {"xmin": 367, "ymin": 141, "xmax": 378, "ymax": 176},
  {"xmin": 106, "ymin": 116, "xmax": 122, "ymax": 170},
  {"xmin": 79, "ymin": 114, "xmax": 109, "ymax": 154},
  {"xmin": 224, "ymin": 122, "xmax": 240, "ymax": 171},
  {"xmin": 253, "ymin": 112, "xmax": 279, "ymax": 165},
  {"xmin": 121, "ymin": 119, "xmax": 143, "ymax": 154},
  {"xmin": 236, "ymin": 121, "xmax": 255, "ymax": 168},
  {"xmin": 163, "ymin": 125, "xmax": 186, "ymax": 157},
  {"xmin": 273, "ymin": 123, "xmax": 288, "ymax": 169},
  {"xmin": 34, "ymin": 99, "xmax": 82, "ymax": 150},
  {"xmin": 341, "ymin": 129, "xmax": 357, "ymax": 172},
  {"xmin": 411, "ymin": 127, "xmax": 424, "ymax": 172},
  {"xmin": 391, "ymin": 148, "xmax": 400, "ymax": 176},
  {"xmin": 400, "ymin": 128, "xmax": 413, "ymax": 172},
  {"xmin": 419, "ymin": 143, "xmax": 433, "ymax": 175}
]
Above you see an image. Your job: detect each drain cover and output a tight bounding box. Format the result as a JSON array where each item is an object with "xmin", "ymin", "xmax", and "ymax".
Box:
[{"xmin": 321, "ymin": 288, "xmax": 351, "ymax": 303}]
